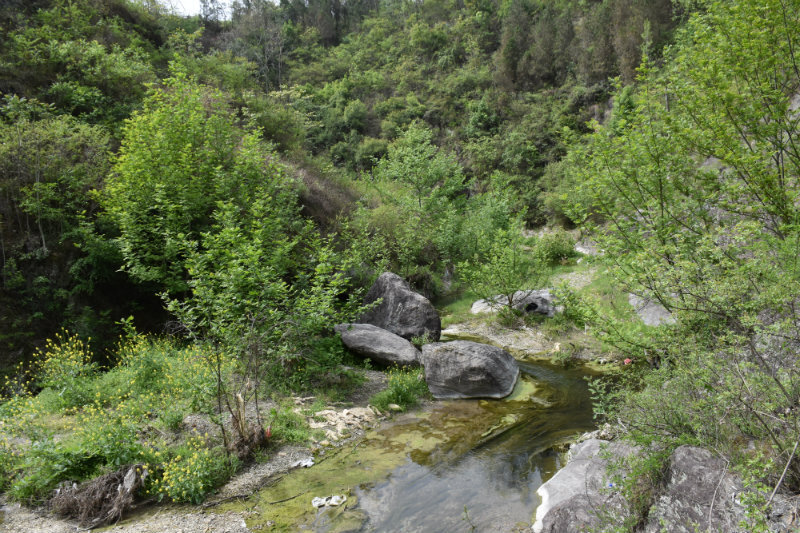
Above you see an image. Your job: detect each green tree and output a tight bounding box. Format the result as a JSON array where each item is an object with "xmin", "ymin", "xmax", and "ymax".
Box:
[
  {"xmin": 568, "ymin": 0, "xmax": 800, "ymax": 495},
  {"xmin": 458, "ymin": 224, "xmax": 547, "ymax": 311},
  {"xmin": 374, "ymin": 122, "xmax": 464, "ymax": 210},
  {"xmin": 104, "ymin": 67, "xmax": 249, "ymax": 293}
]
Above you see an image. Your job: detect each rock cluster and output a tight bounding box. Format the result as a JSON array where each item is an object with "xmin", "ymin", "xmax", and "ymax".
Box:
[
  {"xmin": 534, "ymin": 438, "xmax": 797, "ymax": 533},
  {"xmin": 337, "ymin": 272, "xmax": 519, "ymax": 399}
]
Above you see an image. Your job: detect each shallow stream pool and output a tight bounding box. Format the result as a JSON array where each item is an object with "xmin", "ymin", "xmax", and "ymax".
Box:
[{"xmin": 227, "ymin": 362, "xmax": 596, "ymax": 532}]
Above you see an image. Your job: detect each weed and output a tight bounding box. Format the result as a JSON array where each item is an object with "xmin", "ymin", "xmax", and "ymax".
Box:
[{"xmin": 369, "ymin": 367, "xmax": 429, "ymax": 412}]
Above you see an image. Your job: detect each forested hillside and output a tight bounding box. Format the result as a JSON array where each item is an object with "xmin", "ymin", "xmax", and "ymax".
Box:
[
  {"xmin": 1, "ymin": 0, "xmax": 800, "ymax": 530},
  {"xmin": 0, "ymin": 0, "xmax": 685, "ymax": 366}
]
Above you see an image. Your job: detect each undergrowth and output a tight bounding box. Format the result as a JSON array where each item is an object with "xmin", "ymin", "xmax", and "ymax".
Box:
[
  {"xmin": 369, "ymin": 367, "xmax": 429, "ymax": 412},
  {"xmin": 0, "ymin": 331, "xmax": 252, "ymax": 505}
]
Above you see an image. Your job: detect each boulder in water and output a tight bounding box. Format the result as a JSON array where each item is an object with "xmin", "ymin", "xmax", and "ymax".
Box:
[{"xmin": 420, "ymin": 340, "xmax": 518, "ymax": 399}]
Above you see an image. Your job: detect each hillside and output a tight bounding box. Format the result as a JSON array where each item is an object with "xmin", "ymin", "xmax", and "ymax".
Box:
[{"xmin": 1, "ymin": 0, "xmax": 799, "ymax": 531}]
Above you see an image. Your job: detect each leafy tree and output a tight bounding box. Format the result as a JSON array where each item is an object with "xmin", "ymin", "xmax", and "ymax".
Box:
[
  {"xmin": 458, "ymin": 223, "xmax": 547, "ymax": 311},
  {"xmin": 103, "ymin": 67, "xmax": 250, "ymax": 293},
  {"xmin": 568, "ymin": 0, "xmax": 800, "ymax": 494},
  {"xmin": 374, "ymin": 122, "xmax": 465, "ymax": 210},
  {"xmin": 0, "ymin": 100, "xmax": 109, "ymax": 255}
]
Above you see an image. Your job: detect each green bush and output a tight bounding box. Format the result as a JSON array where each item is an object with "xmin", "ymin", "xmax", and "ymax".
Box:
[
  {"xmin": 369, "ymin": 367, "xmax": 429, "ymax": 412},
  {"xmin": 534, "ymin": 230, "xmax": 576, "ymax": 265},
  {"xmin": 150, "ymin": 435, "xmax": 235, "ymax": 504},
  {"xmin": 33, "ymin": 332, "xmax": 96, "ymax": 409},
  {"xmin": 268, "ymin": 404, "xmax": 315, "ymax": 444}
]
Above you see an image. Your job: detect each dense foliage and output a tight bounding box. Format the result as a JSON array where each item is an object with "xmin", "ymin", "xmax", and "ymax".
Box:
[
  {"xmin": 5, "ymin": 0, "xmax": 800, "ymax": 528},
  {"xmin": 563, "ymin": 0, "xmax": 800, "ymax": 519}
]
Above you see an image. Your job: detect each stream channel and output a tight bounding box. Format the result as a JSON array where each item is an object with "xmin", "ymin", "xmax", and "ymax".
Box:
[{"xmin": 225, "ymin": 360, "xmax": 597, "ymax": 532}]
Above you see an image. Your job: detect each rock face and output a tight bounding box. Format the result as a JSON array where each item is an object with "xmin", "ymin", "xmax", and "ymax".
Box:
[
  {"xmin": 643, "ymin": 446, "xmax": 745, "ymax": 533},
  {"xmin": 535, "ymin": 441, "xmax": 779, "ymax": 533},
  {"xmin": 533, "ymin": 438, "xmax": 637, "ymax": 533},
  {"xmin": 335, "ymin": 324, "xmax": 420, "ymax": 367},
  {"xmin": 420, "ymin": 340, "xmax": 519, "ymax": 399},
  {"xmin": 471, "ymin": 289, "xmax": 558, "ymax": 317},
  {"xmin": 360, "ymin": 272, "xmax": 441, "ymax": 341}
]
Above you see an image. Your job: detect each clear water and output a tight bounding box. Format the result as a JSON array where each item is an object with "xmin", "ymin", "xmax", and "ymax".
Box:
[
  {"xmin": 234, "ymin": 361, "xmax": 596, "ymax": 532},
  {"xmin": 353, "ymin": 361, "xmax": 596, "ymax": 532}
]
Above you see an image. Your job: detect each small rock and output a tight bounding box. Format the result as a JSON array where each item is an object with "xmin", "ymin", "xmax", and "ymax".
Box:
[
  {"xmin": 311, "ymin": 495, "xmax": 347, "ymax": 509},
  {"xmin": 312, "ymin": 497, "xmax": 328, "ymax": 508},
  {"xmin": 292, "ymin": 457, "xmax": 314, "ymax": 468},
  {"xmin": 328, "ymin": 495, "xmax": 346, "ymax": 506},
  {"xmin": 387, "ymin": 403, "xmax": 402, "ymax": 411},
  {"xmin": 319, "ymin": 440, "xmax": 330, "ymax": 447}
]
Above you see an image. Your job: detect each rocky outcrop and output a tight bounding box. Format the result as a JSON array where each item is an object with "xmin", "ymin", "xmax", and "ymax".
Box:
[
  {"xmin": 533, "ymin": 438, "xmax": 637, "ymax": 533},
  {"xmin": 420, "ymin": 341, "xmax": 519, "ymax": 399},
  {"xmin": 360, "ymin": 272, "xmax": 441, "ymax": 341},
  {"xmin": 471, "ymin": 289, "xmax": 558, "ymax": 317},
  {"xmin": 335, "ymin": 323, "xmax": 420, "ymax": 367},
  {"xmin": 643, "ymin": 445, "xmax": 745, "ymax": 533},
  {"xmin": 535, "ymin": 440, "xmax": 797, "ymax": 533}
]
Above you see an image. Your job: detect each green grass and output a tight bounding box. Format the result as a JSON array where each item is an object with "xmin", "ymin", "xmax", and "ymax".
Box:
[
  {"xmin": 438, "ymin": 288, "xmax": 481, "ymax": 328},
  {"xmin": 369, "ymin": 367, "xmax": 430, "ymax": 412},
  {"xmin": 0, "ymin": 333, "xmax": 229, "ymax": 504}
]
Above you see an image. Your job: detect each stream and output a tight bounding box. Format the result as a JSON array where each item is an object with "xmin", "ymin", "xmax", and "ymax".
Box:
[{"xmin": 227, "ymin": 361, "xmax": 597, "ymax": 532}]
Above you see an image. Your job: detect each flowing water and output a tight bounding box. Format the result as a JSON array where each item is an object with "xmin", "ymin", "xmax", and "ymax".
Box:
[{"xmin": 229, "ymin": 361, "xmax": 596, "ymax": 532}]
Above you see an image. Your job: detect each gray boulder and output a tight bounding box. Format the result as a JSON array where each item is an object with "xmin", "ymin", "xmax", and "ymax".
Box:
[
  {"xmin": 420, "ymin": 341, "xmax": 519, "ymax": 399},
  {"xmin": 471, "ymin": 289, "xmax": 558, "ymax": 317},
  {"xmin": 643, "ymin": 446, "xmax": 746, "ymax": 533},
  {"xmin": 535, "ymin": 440, "xmax": 764, "ymax": 533},
  {"xmin": 335, "ymin": 323, "xmax": 420, "ymax": 367},
  {"xmin": 533, "ymin": 438, "xmax": 637, "ymax": 533},
  {"xmin": 360, "ymin": 272, "xmax": 441, "ymax": 341}
]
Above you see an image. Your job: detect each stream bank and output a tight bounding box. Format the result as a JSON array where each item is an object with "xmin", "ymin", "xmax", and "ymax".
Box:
[{"xmin": 0, "ymin": 325, "xmax": 604, "ymax": 533}]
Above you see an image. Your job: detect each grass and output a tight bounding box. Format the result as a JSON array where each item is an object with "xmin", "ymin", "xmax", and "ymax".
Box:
[
  {"xmin": 0, "ymin": 331, "xmax": 331, "ymax": 510},
  {"xmin": 369, "ymin": 367, "xmax": 430, "ymax": 412},
  {"xmin": 438, "ymin": 288, "xmax": 482, "ymax": 328}
]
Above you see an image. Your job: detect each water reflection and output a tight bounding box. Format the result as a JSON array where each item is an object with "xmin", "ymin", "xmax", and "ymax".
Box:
[{"xmin": 354, "ymin": 362, "xmax": 595, "ymax": 532}]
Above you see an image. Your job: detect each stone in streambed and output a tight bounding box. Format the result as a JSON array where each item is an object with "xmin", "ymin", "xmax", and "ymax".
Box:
[
  {"xmin": 420, "ymin": 341, "xmax": 519, "ymax": 399},
  {"xmin": 335, "ymin": 323, "xmax": 420, "ymax": 367}
]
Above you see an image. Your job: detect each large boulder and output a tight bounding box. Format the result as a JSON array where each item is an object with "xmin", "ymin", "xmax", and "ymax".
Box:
[
  {"xmin": 643, "ymin": 446, "xmax": 746, "ymax": 533},
  {"xmin": 420, "ymin": 341, "xmax": 519, "ymax": 399},
  {"xmin": 334, "ymin": 323, "xmax": 420, "ymax": 367},
  {"xmin": 533, "ymin": 438, "xmax": 637, "ymax": 533},
  {"xmin": 535, "ymin": 441, "xmax": 769, "ymax": 533},
  {"xmin": 360, "ymin": 272, "xmax": 441, "ymax": 341},
  {"xmin": 471, "ymin": 289, "xmax": 558, "ymax": 317}
]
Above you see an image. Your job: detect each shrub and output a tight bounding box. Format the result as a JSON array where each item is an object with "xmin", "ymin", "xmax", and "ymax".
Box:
[
  {"xmin": 151, "ymin": 435, "xmax": 234, "ymax": 504},
  {"xmin": 370, "ymin": 367, "xmax": 429, "ymax": 412},
  {"xmin": 33, "ymin": 331, "xmax": 96, "ymax": 409},
  {"xmin": 268, "ymin": 404, "xmax": 315, "ymax": 444},
  {"xmin": 534, "ymin": 229, "xmax": 577, "ymax": 265}
]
